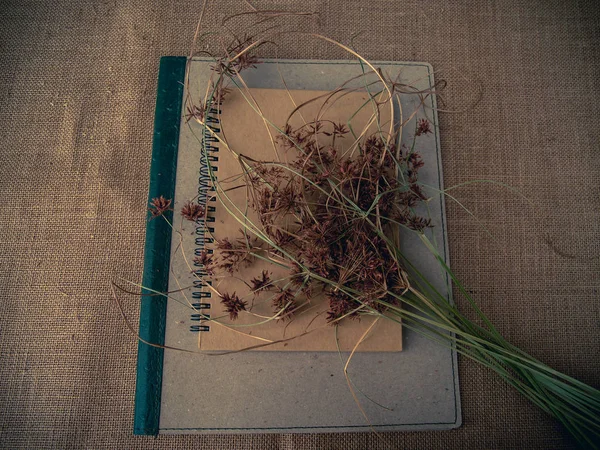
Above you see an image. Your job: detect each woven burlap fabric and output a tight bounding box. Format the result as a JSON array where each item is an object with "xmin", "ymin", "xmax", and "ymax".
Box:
[{"xmin": 0, "ymin": 0, "xmax": 598, "ymax": 448}]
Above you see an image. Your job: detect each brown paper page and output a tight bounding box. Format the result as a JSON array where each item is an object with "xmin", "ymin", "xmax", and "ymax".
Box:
[{"xmin": 199, "ymin": 88, "xmax": 402, "ymax": 352}]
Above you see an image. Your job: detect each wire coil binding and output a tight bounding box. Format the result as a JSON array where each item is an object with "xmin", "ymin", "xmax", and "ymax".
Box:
[{"xmin": 190, "ymin": 106, "xmax": 220, "ymax": 333}]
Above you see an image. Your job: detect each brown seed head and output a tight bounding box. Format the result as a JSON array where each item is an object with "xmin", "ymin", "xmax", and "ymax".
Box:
[
  {"xmin": 272, "ymin": 288, "xmax": 296, "ymax": 321},
  {"xmin": 250, "ymin": 270, "xmax": 272, "ymax": 295},
  {"xmin": 181, "ymin": 201, "xmax": 205, "ymax": 222},
  {"xmin": 415, "ymin": 118, "xmax": 432, "ymax": 136},
  {"xmin": 149, "ymin": 196, "xmax": 172, "ymax": 218},
  {"xmin": 220, "ymin": 292, "xmax": 247, "ymax": 321}
]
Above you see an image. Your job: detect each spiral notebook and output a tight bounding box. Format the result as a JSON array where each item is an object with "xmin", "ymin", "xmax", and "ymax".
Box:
[{"xmin": 134, "ymin": 57, "xmax": 461, "ymax": 435}]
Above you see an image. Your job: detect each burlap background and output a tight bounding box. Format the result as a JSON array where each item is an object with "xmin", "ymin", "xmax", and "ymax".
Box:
[{"xmin": 0, "ymin": 1, "xmax": 598, "ymax": 448}]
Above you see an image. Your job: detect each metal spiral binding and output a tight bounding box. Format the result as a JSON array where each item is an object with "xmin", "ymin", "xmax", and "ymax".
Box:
[{"xmin": 190, "ymin": 106, "xmax": 221, "ymax": 333}]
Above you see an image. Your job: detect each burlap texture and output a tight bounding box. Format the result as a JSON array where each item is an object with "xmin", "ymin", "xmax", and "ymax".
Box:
[{"xmin": 0, "ymin": 1, "xmax": 598, "ymax": 448}]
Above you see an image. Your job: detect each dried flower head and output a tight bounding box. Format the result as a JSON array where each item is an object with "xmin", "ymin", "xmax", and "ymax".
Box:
[
  {"xmin": 289, "ymin": 262, "xmax": 306, "ymax": 288},
  {"xmin": 181, "ymin": 201, "xmax": 205, "ymax": 222},
  {"xmin": 250, "ymin": 270, "xmax": 272, "ymax": 295},
  {"xmin": 332, "ymin": 122, "xmax": 349, "ymax": 136},
  {"xmin": 415, "ymin": 118, "xmax": 432, "ymax": 136},
  {"xmin": 185, "ymin": 104, "xmax": 206, "ymax": 123},
  {"xmin": 232, "ymin": 51, "xmax": 260, "ymax": 72},
  {"xmin": 326, "ymin": 290, "xmax": 357, "ymax": 323},
  {"xmin": 272, "ymin": 288, "xmax": 296, "ymax": 321},
  {"xmin": 407, "ymin": 215, "xmax": 432, "ymax": 232},
  {"xmin": 210, "ymin": 34, "xmax": 261, "ymax": 76},
  {"xmin": 215, "ymin": 237, "xmax": 255, "ymax": 274},
  {"xmin": 208, "ymin": 80, "xmax": 231, "ymax": 104},
  {"xmin": 276, "ymin": 124, "xmax": 296, "ymax": 149},
  {"xmin": 148, "ymin": 196, "xmax": 172, "ymax": 218},
  {"xmin": 220, "ymin": 292, "xmax": 247, "ymax": 321},
  {"xmin": 193, "ymin": 250, "xmax": 214, "ymax": 276}
]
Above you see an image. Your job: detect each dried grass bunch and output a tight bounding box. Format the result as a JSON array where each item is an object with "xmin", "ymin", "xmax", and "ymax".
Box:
[{"xmin": 203, "ymin": 118, "xmax": 433, "ymax": 324}]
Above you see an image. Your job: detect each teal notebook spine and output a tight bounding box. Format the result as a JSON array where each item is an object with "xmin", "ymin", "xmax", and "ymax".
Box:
[{"xmin": 134, "ymin": 56, "xmax": 187, "ymax": 436}]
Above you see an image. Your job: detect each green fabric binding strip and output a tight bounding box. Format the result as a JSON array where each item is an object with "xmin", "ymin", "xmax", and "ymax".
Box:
[{"xmin": 133, "ymin": 56, "xmax": 186, "ymax": 436}]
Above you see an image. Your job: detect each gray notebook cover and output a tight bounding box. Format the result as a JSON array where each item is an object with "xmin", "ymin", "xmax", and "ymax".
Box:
[{"xmin": 150, "ymin": 58, "xmax": 460, "ymax": 434}]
